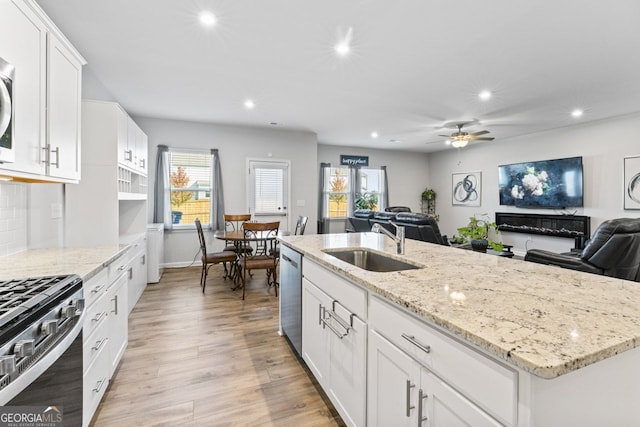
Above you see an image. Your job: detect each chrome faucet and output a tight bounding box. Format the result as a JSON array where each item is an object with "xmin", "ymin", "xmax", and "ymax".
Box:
[{"xmin": 371, "ymin": 221, "xmax": 405, "ymax": 255}]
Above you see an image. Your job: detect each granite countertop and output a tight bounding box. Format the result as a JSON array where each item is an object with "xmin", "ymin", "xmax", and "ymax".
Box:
[
  {"xmin": 280, "ymin": 233, "xmax": 640, "ymax": 379},
  {"xmin": 0, "ymin": 245, "xmax": 130, "ymax": 282}
]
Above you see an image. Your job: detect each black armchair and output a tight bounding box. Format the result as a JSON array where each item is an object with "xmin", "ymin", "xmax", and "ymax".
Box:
[
  {"xmin": 385, "ymin": 206, "xmax": 412, "ymax": 213},
  {"xmin": 395, "ymin": 212, "xmax": 449, "ymax": 246},
  {"xmin": 524, "ymin": 218, "xmax": 640, "ymax": 281},
  {"xmin": 348, "ymin": 209, "xmax": 375, "ymax": 232}
]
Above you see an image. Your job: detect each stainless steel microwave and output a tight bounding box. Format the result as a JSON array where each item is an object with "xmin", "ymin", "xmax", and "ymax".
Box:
[{"xmin": 0, "ymin": 57, "xmax": 15, "ymax": 163}]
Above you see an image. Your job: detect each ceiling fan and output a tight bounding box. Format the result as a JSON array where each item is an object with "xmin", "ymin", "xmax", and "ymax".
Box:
[{"xmin": 439, "ymin": 123, "xmax": 495, "ymax": 148}]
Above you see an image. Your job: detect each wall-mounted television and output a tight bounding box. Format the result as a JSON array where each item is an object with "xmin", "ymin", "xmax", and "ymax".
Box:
[{"xmin": 498, "ymin": 156, "xmax": 583, "ymax": 208}]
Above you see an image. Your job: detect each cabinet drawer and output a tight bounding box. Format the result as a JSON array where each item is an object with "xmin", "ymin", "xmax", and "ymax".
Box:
[
  {"xmin": 303, "ymin": 259, "xmax": 367, "ymax": 319},
  {"xmin": 83, "ymin": 342, "xmax": 110, "ymax": 427},
  {"xmin": 108, "ymin": 251, "xmax": 131, "ymax": 284},
  {"xmin": 83, "ymin": 315, "xmax": 109, "ymax": 373},
  {"xmin": 83, "ymin": 292, "xmax": 109, "ymax": 343},
  {"xmin": 370, "ymin": 296, "xmax": 517, "ymax": 426},
  {"xmin": 83, "ymin": 267, "xmax": 108, "ymax": 309}
]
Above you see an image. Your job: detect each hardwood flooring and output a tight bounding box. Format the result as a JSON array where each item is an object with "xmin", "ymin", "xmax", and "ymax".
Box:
[{"xmin": 91, "ymin": 266, "xmax": 344, "ymax": 427}]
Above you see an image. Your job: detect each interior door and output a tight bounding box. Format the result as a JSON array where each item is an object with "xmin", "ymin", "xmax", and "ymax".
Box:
[{"xmin": 247, "ymin": 159, "xmax": 290, "ymax": 231}]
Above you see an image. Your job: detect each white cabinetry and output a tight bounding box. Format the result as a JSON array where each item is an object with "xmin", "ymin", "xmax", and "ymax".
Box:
[
  {"xmin": 126, "ymin": 235, "xmax": 147, "ymax": 313},
  {"xmin": 301, "ymin": 260, "xmax": 367, "ymax": 427},
  {"xmin": 65, "ymin": 101, "xmax": 148, "ymax": 252},
  {"xmin": 82, "ymin": 252, "xmax": 130, "ymax": 427},
  {"xmin": 0, "ymin": 0, "xmax": 84, "ymax": 183},
  {"xmin": 368, "ymin": 296, "xmax": 516, "ymax": 427}
]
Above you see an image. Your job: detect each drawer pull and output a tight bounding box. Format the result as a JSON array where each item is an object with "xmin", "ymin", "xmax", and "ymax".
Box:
[
  {"xmin": 93, "ymin": 376, "xmax": 108, "ymax": 393},
  {"xmin": 92, "ymin": 338, "xmax": 107, "ymax": 351},
  {"xmin": 406, "ymin": 380, "xmax": 416, "ymax": 417},
  {"xmin": 402, "ymin": 333, "xmax": 431, "ymax": 354},
  {"xmin": 417, "ymin": 388, "xmax": 428, "ymax": 426},
  {"xmin": 90, "ymin": 284, "xmax": 105, "ymax": 294},
  {"xmin": 92, "ymin": 311, "xmax": 107, "ymax": 323},
  {"xmin": 117, "ymin": 264, "xmax": 125, "ymax": 271}
]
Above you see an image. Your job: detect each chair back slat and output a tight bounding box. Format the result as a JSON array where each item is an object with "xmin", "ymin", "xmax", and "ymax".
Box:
[
  {"xmin": 224, "ymin": 214, "xmax": 252, "ymax": 231},
  {"xmin": 294, "ymin": 216, "xmax": 308, "ymax": 235}
]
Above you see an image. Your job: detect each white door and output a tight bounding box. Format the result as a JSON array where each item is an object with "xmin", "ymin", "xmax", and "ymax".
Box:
[
  {"xmin": 328, "ymin": 309, "xmax": 367, "ymax": 427},
  {"xmin": 247, "ymin": 159, "xmax": 290, "ymax": 232},
  {"xmin": 368, "ymin": 330, "xmax": 421, "ymax": 427},
  {"xmin": 302, "ymin": 278, "xmax": 331, "ymax": 388}
]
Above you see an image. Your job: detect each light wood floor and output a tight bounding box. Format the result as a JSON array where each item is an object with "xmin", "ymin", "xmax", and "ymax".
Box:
[{"xmin": 91, "ymin": 266, "xmax": 344, "ymax": 427}]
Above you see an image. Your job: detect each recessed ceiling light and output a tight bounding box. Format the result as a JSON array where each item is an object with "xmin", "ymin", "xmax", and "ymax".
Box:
[
  {"xmin": 334, "ymin": 27, "xmax": 353, "ymax": 57},
  {"xmin": 244, "ymin": 99, "xmax": 255, "ymax": 110},
  {"xmin": 371, "ymin": 131, "xmax": 379, "ymax": 139},
  {"xmin": 571, "ymin": 109, "xmax": 584, "ymax": 118},
  {"xmin": 479, "ymin": 90, "xmax": 492, "ymax": 101},
  {"xmin": 199, "ymin": 11, "xmax": 217, "ymax": 27}
]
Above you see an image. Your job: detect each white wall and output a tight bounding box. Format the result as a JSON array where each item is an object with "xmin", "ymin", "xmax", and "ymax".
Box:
[
  {"xmin": 318, "ymin": 144, "xmax": 431, "ymax": 233},
  {"xmin": 137, "ymin": 117, "xmax": 318, "ymax": 267},
  {"xmin": 0, "ymin": 182, "xmax": 27, "ymax": 256},
  {"xmin": 427, "ymin": 112, "xmax": 640, "ymax": 256}
]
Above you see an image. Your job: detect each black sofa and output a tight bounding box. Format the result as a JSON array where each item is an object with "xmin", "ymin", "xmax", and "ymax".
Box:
[
  {"xmin": 524, "ymin": 217, "xmax": 640, "ymax": 281},
  {"xmin": 347, "ymin": 210, "xmax": 448, "ymax": 246}
]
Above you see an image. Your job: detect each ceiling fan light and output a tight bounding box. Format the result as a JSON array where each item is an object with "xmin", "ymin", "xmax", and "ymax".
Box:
[{"xmin": 451, "ymin": 139, "xmax": 468, "ymax": 148}]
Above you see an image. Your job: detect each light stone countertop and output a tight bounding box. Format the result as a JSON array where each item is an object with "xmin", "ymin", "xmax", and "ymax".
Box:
[
  {"xmin": 280, "ymin": 232, "xmax": 640, "ymax": 379},
  {"xmin": 0, "ymin": 245, "xmax": 130, "ymax": 282}
]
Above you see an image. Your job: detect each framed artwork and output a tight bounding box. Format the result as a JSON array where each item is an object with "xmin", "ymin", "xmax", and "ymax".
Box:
[
  {"xmin": 624, "ymin": 156, "xmax": 640, "ymax": 210},
  {"xmin": 452, "ymin": 172, "xmax": 481, "ymax": 206}
]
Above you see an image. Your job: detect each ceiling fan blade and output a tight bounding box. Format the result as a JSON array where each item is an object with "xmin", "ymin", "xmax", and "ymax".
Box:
[
  {"xmin": 438, "ymin": 134, "xmax": 452, "ymax": 138},
  {"xmin": 472, "ymin": 137, "xmax": 495, "ymax": 141},
  {"xmin": 470, "ymin": 130, "xmax": 490, "ymax": 137}
]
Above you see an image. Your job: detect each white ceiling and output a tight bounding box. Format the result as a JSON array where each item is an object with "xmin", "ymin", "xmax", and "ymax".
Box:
[{"xmin": 36, "ymin": 0, "xmax": 640, "ymax": 153}]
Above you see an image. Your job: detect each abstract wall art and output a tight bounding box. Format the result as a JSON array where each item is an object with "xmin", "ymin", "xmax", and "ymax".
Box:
[{"xmin": 452, "ymin": 172, "xmax": 481, "ymax": 206}]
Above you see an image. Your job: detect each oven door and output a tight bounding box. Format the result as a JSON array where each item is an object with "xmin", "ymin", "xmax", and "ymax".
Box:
[
  {"xmin": 0, "ymin": 57, "xmax": 15, "ymax": 164},
  {"xmin": 1, "ymin": 315, "xmax": 84, "ymax": 427}
]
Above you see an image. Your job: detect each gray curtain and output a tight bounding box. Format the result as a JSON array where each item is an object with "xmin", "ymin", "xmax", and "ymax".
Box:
[
  {"xmin": 381, "ymin": 165, "xmax": 389, "ymax": 210},
  {"xmin": 153, "ymin": 145, "xmax": 172, "ymax": 230},
  {"xmin": 347, "ymin": 165, "xmax": 361, "ymax": 217},
  {"xmin": 318, "ymin": 163, "xmax": 330, "ymax": 234},
  {"xmin": 209, "ymin": 148, "xmax": 225, "ymax": 230}
]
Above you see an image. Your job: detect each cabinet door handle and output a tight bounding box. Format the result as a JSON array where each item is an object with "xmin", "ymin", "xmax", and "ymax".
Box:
[
  {"xmin": 417, "ymin": 389, "xmax": 428, "ymax": 426},
  {"xmin": 141, "ymin": 255, "xmax": 146, "ymax": 265},
  {"xmin": 42, "ymin": 145, "xmax": 50, "ymax": 166},
  {"xmin": 128, "ymin": 267, "xmax": 133, "ymax": 280},
  {"xmin": 93, "ymin": 377, "xmax": 108, "ymax": 393},
  {"xmin": 320, "ymin": 314, "xmax": 348, "ymax": 339},
  {"xmin": 112, "ymin": 295, "xmax": 118, "ymax": 315},
  {"xmin": 125, "ymin": 149, "xmax": 133, "ymax": 161},
  {"xmin": 406, "ymin": 380, "xmax": 416, "ymax": 417},
  {"xmin": 402, "ymin": 333, "xmax": 431, "ymax": 354},
  {"xmin": 50, "ymin": 146, "xmax": 60, "ymax": 168}
]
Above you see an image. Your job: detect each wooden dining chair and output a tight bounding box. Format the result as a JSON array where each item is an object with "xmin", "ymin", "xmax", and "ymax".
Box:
[
  {"xmin": 223, "ymin": 214, "xmax": 253, "ymax": 253},
  {"xmin": 237, "ymin": 221, "xmax": 280, "ymax": 300},
  {"xmin": 195, "ymin": 218, "xmax": 237, "ymax": 293}
]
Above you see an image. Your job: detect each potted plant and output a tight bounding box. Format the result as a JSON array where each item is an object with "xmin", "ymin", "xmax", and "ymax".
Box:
[
  {"xmin": 355, "ymin": 191, "xmax": 379, "ymax": 210},
  {"xmin": 421, "ymin": 188, "xmax": 436, "ymax": 200},
  {"xmin": 453, "ymin": 213, "xmax": 503, "ymax": 252}
]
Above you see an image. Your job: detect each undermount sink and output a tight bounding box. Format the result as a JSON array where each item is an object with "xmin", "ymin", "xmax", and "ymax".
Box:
[{"xmin": 323, "ymin": 249, "xmax": 420, "ymax": 272}]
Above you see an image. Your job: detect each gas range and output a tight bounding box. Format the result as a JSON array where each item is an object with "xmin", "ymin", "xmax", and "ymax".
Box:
[{"xmin": 0, "ymin": 274, "xmax": 84, "ymax": 404}]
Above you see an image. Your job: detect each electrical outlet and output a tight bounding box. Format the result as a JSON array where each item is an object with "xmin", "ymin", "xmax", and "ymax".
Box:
[{"xmin": 50, "ymin": 203, "xmax": 62, "ymax": 219}]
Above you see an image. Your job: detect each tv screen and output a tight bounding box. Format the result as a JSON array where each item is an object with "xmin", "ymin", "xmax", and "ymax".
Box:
[{"xmin": 498, "ymin": 156, "xmax": 583, "ymax": 208}]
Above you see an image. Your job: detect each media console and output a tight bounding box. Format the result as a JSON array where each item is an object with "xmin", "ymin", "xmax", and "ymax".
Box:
[{"xmin": 495, "ymin": 212, "xmax": 591, "ymax": 244}]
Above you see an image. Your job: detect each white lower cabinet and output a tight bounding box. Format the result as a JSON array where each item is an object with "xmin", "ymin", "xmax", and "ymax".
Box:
[
  {"xmin": 368, "ymin": 330, "xmax": 502, "ymax": 427},
  {"xmin": 301, "ymin": 265, "xmax": 367, "ymax": 427},
  {"xmin": 127, "ymin": 237, "xmax": 147, "ymax": 314},
  {"xmin": 82, "ymin": 251, "xmax": 130, "ymax": 426}
]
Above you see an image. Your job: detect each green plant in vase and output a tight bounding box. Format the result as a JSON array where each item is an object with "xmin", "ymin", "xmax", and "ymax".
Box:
[{"xmin": 454, "ymin": 213, "xmax": 503, "ymax": 252}]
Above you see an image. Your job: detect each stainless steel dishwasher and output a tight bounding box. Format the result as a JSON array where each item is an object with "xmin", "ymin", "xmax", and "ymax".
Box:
[{"xmin": 280, "ymin": 244, "xmax": 303, "ymax": 356}]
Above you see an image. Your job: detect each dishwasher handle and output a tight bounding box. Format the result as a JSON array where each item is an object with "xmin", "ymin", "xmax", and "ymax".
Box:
[{"xmin": 281, "ymin": 253, "xmax": 298, "ymax": 269}]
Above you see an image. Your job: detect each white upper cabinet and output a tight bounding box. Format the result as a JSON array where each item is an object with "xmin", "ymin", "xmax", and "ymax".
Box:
[
  {"xmin": 46, "ymin": 33, "xmax": 82, "ymax": 180},
  {"xmin": 0, "ymin": 0, "xmax": 85, "ymax": 183}
]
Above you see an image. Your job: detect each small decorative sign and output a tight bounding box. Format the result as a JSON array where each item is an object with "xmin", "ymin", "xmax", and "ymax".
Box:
[{"xmin": 340, "ymin": 155, "xmax": 369, "ymax": 167}]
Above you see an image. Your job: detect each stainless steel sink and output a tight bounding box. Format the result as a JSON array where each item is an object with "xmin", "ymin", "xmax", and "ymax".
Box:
[{"xmin": 323, "ymin": 249, "xmax": 420, "ymax": 272}]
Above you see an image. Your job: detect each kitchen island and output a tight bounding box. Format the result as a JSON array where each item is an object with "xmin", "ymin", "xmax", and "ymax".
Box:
[{"xmin": 279, "ymin": 232, "xmax": 640, "ymax": 427}]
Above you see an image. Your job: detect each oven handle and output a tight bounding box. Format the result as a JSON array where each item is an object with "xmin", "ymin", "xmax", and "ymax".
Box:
[{"xmin": 0, "ymin": 310, "xmax": 85, "ymax": 405}]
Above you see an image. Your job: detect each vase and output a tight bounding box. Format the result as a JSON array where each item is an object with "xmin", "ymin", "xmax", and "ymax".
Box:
[{"xmin": 470, "ymin": 238, "xmax": 488, "ymax": 253}]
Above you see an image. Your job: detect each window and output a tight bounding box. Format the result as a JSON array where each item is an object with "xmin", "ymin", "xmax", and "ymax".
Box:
[
  {"xmin": 326, "ymin": 167, "xmax": 350, "ymax": 218},
  {"xmin": 249, "ymin": 160, "xmax": 289, "ymax": 216},
  {"xmin": 322, "ymin": 166, "xmax": 387, "ymax": 218},
  {"xmin": 169, "ymin": 151, "xmax": 211, "ymax": 225}
]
